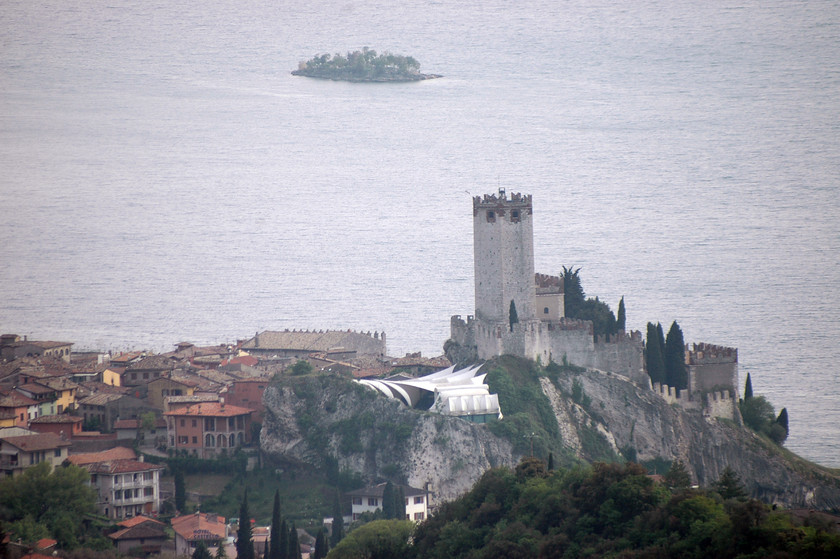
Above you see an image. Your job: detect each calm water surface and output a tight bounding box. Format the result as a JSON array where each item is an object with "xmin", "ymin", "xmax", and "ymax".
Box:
[{"xmin": 1, "ymin": 0, "xmax": 838, "ymax": 466}]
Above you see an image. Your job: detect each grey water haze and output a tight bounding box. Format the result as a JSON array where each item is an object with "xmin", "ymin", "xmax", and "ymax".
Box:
[{"xmin": 1, "ymin": 1, "xmax": 838, "ymax": 467}]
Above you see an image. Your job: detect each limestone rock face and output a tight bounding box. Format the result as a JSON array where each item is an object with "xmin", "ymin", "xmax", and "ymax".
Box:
[
  {"xmin": 260, "ymin": 368, "xmax": 840, "ymax": 510},
  {"xmin": 260, "ymin": 376, "xmax": 515, "ymax": 502}
]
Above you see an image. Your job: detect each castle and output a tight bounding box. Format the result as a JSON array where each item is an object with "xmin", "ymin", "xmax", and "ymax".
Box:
[{"xmin": 448, "ymin": 190, "xmax": 740, "ymax": 420}]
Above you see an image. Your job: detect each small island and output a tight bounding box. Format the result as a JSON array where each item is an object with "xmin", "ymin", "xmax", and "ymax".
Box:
[{"xmin": 292, "ymin": 48, "xmax": 441, "ymax": 82}]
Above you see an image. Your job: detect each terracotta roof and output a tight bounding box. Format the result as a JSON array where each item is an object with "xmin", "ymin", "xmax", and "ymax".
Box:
[
  {"xmin": 164, "ymin": 402, "xmax": 254, "ymax": 418},
  {"xmin": 81, "ymin": 459, "xmax": 164, "ymax": 475},
  {"xmin": 0, "ymin": 392, "xmax": 37, "ymax": 407},
  {"xmin": 29, "ymin": 414, "xmax": 83, "ymax": 424},
  {"xmin": 35, "ymin": 538, "xmax": 57, "ymax": 550},
  {"xmin": 1, "ymin": 432, "xmax": 71, "ymax": 451},
  {"xmin": 78, "ymin": 393, "xmax": 124, "ymax": 406},
  {"xmin": 113, "ymin": 419, "xmax": 140, "ymax": 429},
  {"xmin": 242, "ymin": 330, "xmax": 385, "ymax": 353},
  {"xmin": 66, "ymin": 446, "xmax": 136, "ymax": 465},
  {"xmin": 221, "ymin": 356, "xmax": 259, "ymax": 367},
  {"xmin": 37, "ymin": 377, "xmax": 80, "ymax": 391},
  {"xmin": 127, "ymin": 355, "xmax": 180, "ymax": 371},
  {"xmin": 118, "ymin": 515, "xmax": 164, "ymax": 528},
  {"xmin": 171, "ymin": 512, "xmax": 227, "ymax": 541},
  {"xmin": 17, "ymin": 383, "xmax": 54, "ymax": 395}
]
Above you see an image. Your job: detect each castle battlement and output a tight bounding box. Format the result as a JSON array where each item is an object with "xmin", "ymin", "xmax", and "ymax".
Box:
[
  {"xmin": 687, "ymin": 342, "xmax": 738, "ymax": 365},
  {"xmin": 472, "ymin": 191, "xmax": 533, "ymax": 217},
  {"xmin": 595, "ymin": 329, "xmax": 643, "ymax": 345},
  {"xmin": 535, "ymin": 273, "xmax": 563, "ymax": 292},
  {"xmin": 542, "ymin": 317, "xmax": 593, "ymax": 333}
]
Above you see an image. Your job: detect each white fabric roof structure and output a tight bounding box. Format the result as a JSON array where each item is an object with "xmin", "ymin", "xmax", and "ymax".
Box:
[{"xmin": 356, "ymin": 364, "xmax": 503, "ymax": 420}]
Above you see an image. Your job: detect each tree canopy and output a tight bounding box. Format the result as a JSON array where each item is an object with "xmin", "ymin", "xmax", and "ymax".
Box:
[
  {"xmin": 664, "ymin": 320, "xmax": 688, "ymax": 390},
  {"xmin": 292, "ymin": 48, "xmax": 436, "ymax": 82}
]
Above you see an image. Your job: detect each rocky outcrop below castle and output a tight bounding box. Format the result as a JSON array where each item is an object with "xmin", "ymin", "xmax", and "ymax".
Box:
[{"xmin": 260, "ymin": 358, "xmax": 840, "ymax": 510}]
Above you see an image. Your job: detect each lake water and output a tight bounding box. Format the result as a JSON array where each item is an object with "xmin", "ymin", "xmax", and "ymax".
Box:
[{"xmin": 1, "ymin": 0, "xmax": 838, "ymax": 467}]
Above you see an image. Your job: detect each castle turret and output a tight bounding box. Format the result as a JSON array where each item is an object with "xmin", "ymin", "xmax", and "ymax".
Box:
[{"xmin": 473, "ymin": 190, "xmax": 536, "ymax": 325}]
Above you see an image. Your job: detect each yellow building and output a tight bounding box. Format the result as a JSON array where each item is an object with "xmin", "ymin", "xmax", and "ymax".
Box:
[{"xmin": 101, "ymin": 368, "xmax": 123, "ymax": 387}]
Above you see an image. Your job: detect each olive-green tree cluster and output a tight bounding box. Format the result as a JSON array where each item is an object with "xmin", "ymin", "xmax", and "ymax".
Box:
[
  {"xmin": 328, "ymin": 519, "xmax": 415, "ymax": 559},
  {"xmin": 406, "ymin": 460, "xmax": 840, "ymax": 558},
  {"xmin": 561, "ymin": 267, "xmax": 623, "ymax": 341},
  {"xmin": 739, "ymin": 374, "xmax": 789, "ymax": 445},
  {"xmin": 297, "ymin": 48, "xmax": 422, "ymax": 80},
  {"xmin": 0, "ymin": 462, "xmax": 98, "ymax": 550}
]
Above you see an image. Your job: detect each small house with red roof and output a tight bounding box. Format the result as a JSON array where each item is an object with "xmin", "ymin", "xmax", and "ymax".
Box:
[
  {"xmin": 109, "ymin": 516, "xmax": 166, "ymax": 555},
  {"xmin": 164, "ymin": 401, "xmax": 254, "ymax": 458},
  {"xmin": 28, "ymin": 414, "xmax": 83, "ymax": 438}
]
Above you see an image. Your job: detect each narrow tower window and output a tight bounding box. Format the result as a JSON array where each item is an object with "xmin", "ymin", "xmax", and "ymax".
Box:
[
  {"xmin": 511, "ymin": 209, "xmax": 520, "ymax": 222},
  {"xmin": 486, "ymin": 210, "xmax": 496, "ymax": 222}
]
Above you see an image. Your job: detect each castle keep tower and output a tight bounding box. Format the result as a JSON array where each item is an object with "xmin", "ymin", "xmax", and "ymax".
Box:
[{"xmin": 473, "ymin": 190, "xmax": 536, "ymax": 325}]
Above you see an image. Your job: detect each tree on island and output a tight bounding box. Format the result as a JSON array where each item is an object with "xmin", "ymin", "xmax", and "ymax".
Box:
[{"xmin": 293, "ymin": 48, "xmax": 435, "ymax": 82}]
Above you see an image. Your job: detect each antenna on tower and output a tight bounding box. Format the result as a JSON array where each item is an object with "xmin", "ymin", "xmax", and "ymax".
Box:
[{"xmin": 499, "ymin": 187, "xmax": 506, "ymax": 199}]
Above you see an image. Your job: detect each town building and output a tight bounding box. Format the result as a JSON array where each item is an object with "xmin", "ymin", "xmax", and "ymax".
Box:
[
  {"xmin": 108, "ymin": 516, "xmax": 167, "ymax": 555},
  {"xmin": 28, "ymin": 414, "xmax": 83, "ymax": 438},
  {"xmin": 0, "ymin": 391, "xmax": 39, "ymax": 427},
  {"xmin": 0, "ymin": 432, "xmax": 71, "ymax": 476},
  {"xmin": 164, "ymin": 401, "xmax": 254, "ymax": 458},
  {"xmin": 223, "ymin": 378, "xmax": 269, "ymax": 422},
  {"xmin": 0, "ymin": 334, "xmax": 73, "ymax": 363},
  {"xmin": 171, "ymin": 512, "xmax": 227, "ymax": 556},
  {"xmin": 346, "ymin": 483, "xmax": 430, "ymax": 522},
  {"xmin": 240, "ymin": 329, "xmax": 386, "ymax": 361},
  {"xmin": 68, "ymin": 450, "xmax": 164, "ymax": 519}
]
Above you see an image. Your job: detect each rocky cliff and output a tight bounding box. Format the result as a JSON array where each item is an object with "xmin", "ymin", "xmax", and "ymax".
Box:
[{"xmin": 260, "ymin": 358, "xmax": 840, "ymax": 511}]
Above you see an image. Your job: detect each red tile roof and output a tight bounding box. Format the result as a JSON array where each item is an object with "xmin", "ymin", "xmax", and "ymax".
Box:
[
  {"xmin": 118, "ymin": 515, "xmax": 164, "ymax": 528},
  {"xmin": 29, "ymin": 414, "xmax": 83, "ymax": 424},
  {"xmin": 171, "ymin": 512, "xmax": 227, "ymax": 541},
  {"xmin": 82, "ymin": 459, "xmax": 164, "ymax": 475},
  {"xmin": 164, "ymin": 402, "xmax": 254, "ymax": 418},
  {"xmin": 66, "ymin": 446, "xmax": 136, "ymax": 465}
]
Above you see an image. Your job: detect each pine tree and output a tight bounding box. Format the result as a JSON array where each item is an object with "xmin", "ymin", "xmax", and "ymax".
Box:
[
  {"xmin": 215, "ymin": 543, "xmax": 228, "ymax": 559},
  {"xmin": 269, "ymin": 490, "xmax": 282, "ymax": 559},
  {"xmin": 616, "ymin": 296, "xmax": 626, "ymax": 331},
  {"xmin": 646, "ymin": 322, "xmax": 666, "ymax": 385},
  {"xmin": 382, "ymin": 481, "xmax": 395, "ymax": 519},
  {"xmin": 396, "ymin": 486, "xmax": 406, "ymax": 521},
  {"xmin": 714, "ymin": 466, "xmax": 747, "ymax": 500},
  {"xmin": 330, "ymin": 491, "xmax": 344, "ymax": 548},
  {"xmin": 288, "ymin": 523, "xmax": 301, "ymax": 559},
  {"xmin": 744, "ymin": 373, "xmax": 754, "ymax": 400},
  {"xmin": 509, "ymin": 299, "xmax": 518, "ymax": 332},
  {"xmin": 664, "ymin": 460, "xmax": 691, "ymax": 489},
  {"xmin": 193, "ymin": 542, "xmax": 213, "ymax": 559},
  {"xmin": 174, "ymin": 468, "xmax": 186, "ymax": 512},
  {"xmin": 236, "ymin": 491, "xmax": 255, "ymax": 559},
  {"xmin": 664, "ymin": 321, "xmax": 688, "ymax": 391}
]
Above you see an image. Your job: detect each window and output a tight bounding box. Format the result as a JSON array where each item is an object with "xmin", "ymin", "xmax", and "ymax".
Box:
[
  {"xmin": 544, "ymin": 307, "xmax": 549, "ymax": 314},
  {"xmin": 352, "ymin": 497, "xmax": 362, "ymax": 506},
  {"xmin": 205, "ymin": 417, "xmax": 215, "ymax": 431},
  {"xmin": 414, "ymin": 512, "xmax": 425, "ymax": 521},
  {"xmin": 144, "ymin": 487, "xmax": 153, "ymax": 496},
  {"xmin": 57, "ymin": 404, "xmax": 63, "ymax": 413},
  {"xmin": 143, "ymin": 372, "xmax": 149, "ymax": 379},
  {"xmin": 144, "ymin": 472, "xmax": 152, "ymax": 481},
  {"xmin": 178, "ymin": 436, "xmax": 188, "ymax": 445},
  {"xmin": 486, "ymin": 210, "xmax": 496, "ymax": 222},
  {"xmin": 414, "ymin": 496, "xmax": 424, "ymax": 504},
  {"xmin": 115, "ymin": 490, "xmax": 122, "ymax": 500},
  {"xmin": 511, "ymin": 209, "xmax": 520, "ymax": 222},
  {"xmin": 180, "ymin": 419, "xmax": 185, "ymax": 427},
  {"xmin": 131, "ymin": 373, "xmax": 137, "ymax": 380},
  {"xmin": 192, "ymin": 436, "xmax": 198, "ymax": 444},
  {"xmin": 205, "ymin": 434, "xmax": 215, "ymax": 447},
  {"xmin": 368, "ymin": 498, "xmax": 377, "ymax": 506},
  {"xmin": 55, "ymin": 448, "xmax": 62, "ymax": 457},
  {"xmin": 192, "ymin": 419, "xmax": 197, "ymax": 428}
]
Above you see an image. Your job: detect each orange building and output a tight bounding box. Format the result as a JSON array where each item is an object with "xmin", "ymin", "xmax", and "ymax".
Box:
[{"xmin": 164, "ymin": 402, "xmax": 253, "ymax": 458}]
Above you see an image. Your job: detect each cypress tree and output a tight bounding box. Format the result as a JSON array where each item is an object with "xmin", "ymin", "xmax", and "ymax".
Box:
[
  {"xmin": 616, "ymin": 296, "xmax": 626, "ymax": 331},
  {"xmin": 744, "ymin": 373, "xmax": 754, "ymax": 400},
  {"xmin": 664, "ymin": 321, "xmax": 688, "ymax": 391},
  {"xmin": 236, "ymin": 491, "xmax": 255, "ymax": 559},
  {"xmin": 646, "ymin": 322, "xmax": 666, "ymax": 385},
  {"xmin": 330, "ymin": 491, "xmax": 344, "ymax": 548},
  {"xmin": 396, "ymin": 486, "xmax": 406, "ymax": 521},
  {"xmin": 777, "ymin": 407, "xmax": 789, "ymax": 437},
  {"xmin": 278, "ymin": 519, "xmax": 288, "ymax": 559},
  {"xmin": 656, "ymin": 322, "xmax": 666, "ymax": 359},
  {"xmin": 269, "ymin": 490, "xmax": 282, "ymax": 559},
  {"xmin": 382, "ymin": 481, "xmax": 395, "ymax": 519},
  {"xmin": 509, "ymin": 299, "xmax": 518, "ymax": 332},
  {"xmin": 547, "ymin": 452, "xmax": 554, "ymax": 471},
  {"xmin": 288, "ymin": 523, "xmax": 301, "ymax": 559},
  {"xmin": 561, "ymin": 266, "xmax": 585, "ymax": 318},
  {"xmin": 312, "ymin": 527, "xmax": 328, "ymax": 559},
  {"xmin": 174, "ymin": 468, "xmax": 186, "ymax": 512}
]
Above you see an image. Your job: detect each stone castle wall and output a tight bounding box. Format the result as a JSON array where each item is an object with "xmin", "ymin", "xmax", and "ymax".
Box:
[{"xmin": 687, "ymin": 342, "xmax": 739, "ymax": 395}]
